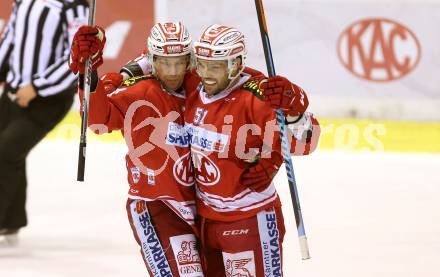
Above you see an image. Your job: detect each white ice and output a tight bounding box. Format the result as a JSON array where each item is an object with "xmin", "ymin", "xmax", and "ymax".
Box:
[{"xmin": 0, "ymin": 140, "xmax": 439, "ymax": 277}]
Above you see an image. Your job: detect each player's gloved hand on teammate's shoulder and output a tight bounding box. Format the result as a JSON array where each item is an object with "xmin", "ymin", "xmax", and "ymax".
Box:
[
  {"xmin": 69, "ymin": 25, "xmax": 106, "ymax": 74},
  {"xmin": 97, "ymin": 72, "xmax": 123, "ymax": 94},
  {"xmin": 260, "ymin": 75, "xmax": 309, "ymax": 116},
  {"xmin": 78, "ymin": 72, "xmax": 121, "ymax": 97}
]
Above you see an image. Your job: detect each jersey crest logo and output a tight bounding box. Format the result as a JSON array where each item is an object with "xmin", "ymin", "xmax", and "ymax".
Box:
[
  {"xmin": 122, "ymin": 74, "xmax": 154, "ymax": 87},
  {"xmin": 242, "ymin": 80, "xmax": 264, "ymax": 100},
  {"xmin": 191, "ymin": 150, "xmax": 220, "ymax": 186},
  {"xmin": 173, "ymin": 153, "xmax": 195, "ymax": 187}
]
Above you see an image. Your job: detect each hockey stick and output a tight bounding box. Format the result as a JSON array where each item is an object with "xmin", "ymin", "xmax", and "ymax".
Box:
[
  {"xmin": 77, "ymin": 0, "xmax": 97, "ymax": 181},
  {"xmin": 254, "ymin": 0, "xmax": 311, "ymax": 260}
]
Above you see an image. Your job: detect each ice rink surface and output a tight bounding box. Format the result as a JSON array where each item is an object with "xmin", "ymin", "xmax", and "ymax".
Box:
[{"xmin": 0, "ymin": 141, "xmax": 439, "ymax": 277}]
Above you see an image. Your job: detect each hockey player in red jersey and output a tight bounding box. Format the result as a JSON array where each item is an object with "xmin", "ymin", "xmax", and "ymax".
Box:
[
  {"xmin": 186, "ymin": 24, "xmax": 321, "ymax": 276},
  {"xmin": 69, "ymin": 22, "xmax": 204, "ymax": 276},
  {"xmin": 118, "ymin": 48, "xmax": 283, "ymax": 198}
]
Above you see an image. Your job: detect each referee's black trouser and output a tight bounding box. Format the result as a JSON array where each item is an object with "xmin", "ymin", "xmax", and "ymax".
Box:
[{"xmin": 0, "ymin": 87, "xmax": 74, "ymax": 230}]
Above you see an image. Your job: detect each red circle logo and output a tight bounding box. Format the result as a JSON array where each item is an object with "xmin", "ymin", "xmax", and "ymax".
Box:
[{"xmin": 337, "ymin": 17, "xmax": 421, "ymax": 82}]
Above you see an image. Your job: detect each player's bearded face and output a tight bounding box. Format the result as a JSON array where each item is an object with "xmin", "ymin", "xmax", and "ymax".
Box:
[
  {"xmin": 196, "ymin": 59, "xmax": 231, "ymax": 96},
  {"xmin": 154, "ymin": 55, "xmax": 189, "ymax": 92}
]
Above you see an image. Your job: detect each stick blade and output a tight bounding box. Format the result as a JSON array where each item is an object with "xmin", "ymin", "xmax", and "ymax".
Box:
[{"xmin": 299, "ymin": 236, "xmax": 311, "ymax": 260}]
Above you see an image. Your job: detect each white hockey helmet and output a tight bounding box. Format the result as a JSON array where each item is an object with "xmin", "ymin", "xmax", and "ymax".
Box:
[
  {"xmin": 147, "ymin": 22, "xmax": 192, "ymax": 58},
  {"xmin": 194, "ymin": 24, "xmax": 247, "ymax": 79}
]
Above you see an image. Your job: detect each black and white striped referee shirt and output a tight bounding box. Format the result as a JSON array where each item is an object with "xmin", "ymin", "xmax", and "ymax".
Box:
[{"xmin": 0, "ymin": 0, "xmax": 88, "ymax": 97}]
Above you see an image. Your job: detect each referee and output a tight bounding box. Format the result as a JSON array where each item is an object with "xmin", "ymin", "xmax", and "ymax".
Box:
[{"xmin": 0, "ymin": 0, "xmax": 89, "ymax": 246}]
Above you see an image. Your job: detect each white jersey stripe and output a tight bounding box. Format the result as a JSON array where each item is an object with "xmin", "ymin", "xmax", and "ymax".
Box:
[
  {"xmin": 197, "ymin": 182, "xmax": 276, "ymax": 204},
  {"xmin": 196, "ymin": 184, "xmax": 278, "ymax": 212},
  {"xmin": 201, "ymin": 193, "xmax": 278, "ymax": 213}
]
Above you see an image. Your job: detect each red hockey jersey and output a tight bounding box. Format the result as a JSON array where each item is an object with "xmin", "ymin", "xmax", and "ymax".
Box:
[
  {"xmin": 184, "ymin": 73, "xmax": 321, "ymax": 221},
  {"xmin": 83, "ymin": 74, "xmax": 198, "ymax": 225}
]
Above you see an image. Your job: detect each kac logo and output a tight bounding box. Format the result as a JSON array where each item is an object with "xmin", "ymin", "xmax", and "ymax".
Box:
[
  {"xmin": 173, "ymin": 153, "xmax": 195, "ymax": 187},
  {"xmin": 191, "ymin": 150, "xmax": 220, "ymax": 186},
  {"xmin": 337, "ymin": 17, "xmax": 421, "ymax": 82}
]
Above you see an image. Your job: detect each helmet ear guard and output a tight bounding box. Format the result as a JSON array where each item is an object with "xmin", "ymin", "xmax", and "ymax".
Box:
[{"xmin": 227, "ymin": 56, "xmax": 245, "ymax": 79}]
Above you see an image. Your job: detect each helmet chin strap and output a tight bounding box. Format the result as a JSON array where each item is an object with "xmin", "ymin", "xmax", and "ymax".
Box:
[{"xmin": 149, "ymin": 54, "xmax": 156, "ymax": 75}]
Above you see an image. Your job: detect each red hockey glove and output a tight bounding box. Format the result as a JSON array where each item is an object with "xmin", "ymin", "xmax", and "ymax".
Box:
[
  {"xmin": 241, "ymin": 157, "xmax": 281, "ymax": 187},
  {"xmin": 69, "ymin": 25, "xmax": 106, "ymax": 74},
  {"xmin": 260, "ymin": 76, "xmax": 309, "ymax": 116},
  {"xmin": 78, "ymin": 72, "xmax": 122, "ymax": 105},
  {"xmin": 98, "ymin": 72, "xmax": 123, "ymax": 94}
]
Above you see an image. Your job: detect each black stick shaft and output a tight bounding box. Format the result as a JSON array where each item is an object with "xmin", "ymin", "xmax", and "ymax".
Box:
[{"xmin": 77, "ymin": 0, "xmax": 97, "ymax": 181}]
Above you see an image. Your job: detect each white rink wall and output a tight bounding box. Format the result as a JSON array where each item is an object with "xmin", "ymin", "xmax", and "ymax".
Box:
[{"xmin": 156, "ymin": 0, "xmax": 440, "ymax": 121}]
